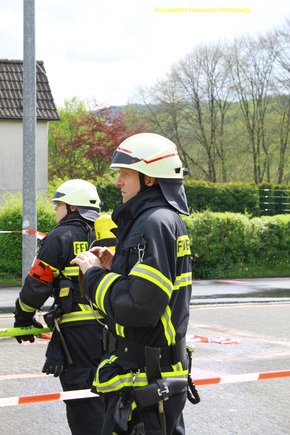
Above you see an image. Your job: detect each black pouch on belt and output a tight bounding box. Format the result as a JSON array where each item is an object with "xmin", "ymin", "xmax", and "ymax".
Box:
[
  {"xmin": 134, "ymin": 377, "xmax": 188, "ymax": 409},
  {"xmin": 58, "ymin": 280, "xmax": 74, "ymax": 313}
]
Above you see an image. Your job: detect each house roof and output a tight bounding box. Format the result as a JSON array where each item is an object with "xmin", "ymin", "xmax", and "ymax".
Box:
[{"xmin": 0, "ymin": 59, "xmax": 60, "ymax": 121}]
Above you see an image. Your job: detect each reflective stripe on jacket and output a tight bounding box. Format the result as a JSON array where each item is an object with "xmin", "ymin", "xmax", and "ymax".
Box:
[
  {"xmin": 59, "ymin": 303, "xmax": 103, "ymax": 324},
  {"xmin": 93, "ymin": 355, "xmax": 188, "ymax": 394}
]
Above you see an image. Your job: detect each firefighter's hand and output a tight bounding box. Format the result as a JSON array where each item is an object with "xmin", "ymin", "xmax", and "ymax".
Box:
[
  {"xmin": 14, "ymin": 298, "xmax": 43, "ymax": 343},
  {"xmin": 14, "ymin": 317, "xmax": 44, "ymax": 344},
  {"xmin": 42, "ymin": 360, "xmax": 64, "ymax": 377},
  {"xmin": 42, "ymin": 330, "xmax": 65, "ymax": 377},
  {"xmin": 71, "ymin": 250, "xmax": 101, "ymax": 274},
  {"xmin": 90, "ymin": 246, "xmax": 114, "ymax": 270}
]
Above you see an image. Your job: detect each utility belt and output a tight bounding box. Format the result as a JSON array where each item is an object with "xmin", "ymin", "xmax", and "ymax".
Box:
[
  {"xmin": 103, "ymin": 329, "xmax": 187, "ymax": 367},
  {"xmin": 106, "ymin": 330, "xmax": 201, "ymax": 434},
  {"xmin": 110, "ymin": 333, "xmax": 198, "ymax": 434}
]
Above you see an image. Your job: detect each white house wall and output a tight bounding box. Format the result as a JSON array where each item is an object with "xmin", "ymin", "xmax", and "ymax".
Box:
[{"xmin": 0, "ymin": 119, "xmax": 48, "ymax": 194}]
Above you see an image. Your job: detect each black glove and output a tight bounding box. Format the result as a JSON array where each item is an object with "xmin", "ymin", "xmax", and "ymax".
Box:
[
  {"xmin": 14, "ymin": 298, "xmax": 43, "ymax": 344},
  {"xmin": 42, "ymin": 330, "xmax": 65, "ymax": 377}
]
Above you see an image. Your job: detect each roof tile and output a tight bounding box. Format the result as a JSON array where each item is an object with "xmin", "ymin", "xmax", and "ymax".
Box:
[{"xmin": 0, "ymin": 59, "xmax": 60, "ymax": 121}]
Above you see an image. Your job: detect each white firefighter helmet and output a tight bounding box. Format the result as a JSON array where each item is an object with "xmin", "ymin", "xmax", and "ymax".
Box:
[
  {"xmin": 110, "ymin": 133, "xmax": 185, "ymax": 179},
  {"xmin": 110, "ymin": 133, "xmax": 189, "ymax": 215},
  {"xmin": 52, "ymin": 179, "xmax": 101, "ymax": 221}
]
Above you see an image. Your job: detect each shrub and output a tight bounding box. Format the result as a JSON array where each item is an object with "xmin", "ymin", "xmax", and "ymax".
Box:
[
  {"xmin": 183, "ymin": 212, "xmax": 290, "ymax": 279},
  {"xmin": 0, "ymin": 192, "xmax": 55, "ymax": 275}
]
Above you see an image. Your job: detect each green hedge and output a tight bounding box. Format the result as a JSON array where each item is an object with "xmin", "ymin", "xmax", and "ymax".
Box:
[
  {"xmin": 94, "ymin": 179, "xmax": 290, "ymax": 217},
  {"xmin": 0, "ymin": 194, "xmax": 56, "ymax": 276},
  {"xmin": 95, "ymin": 179, "xmax": 261, "ymax": 216},
  {"xmin": 183, "ymin": 212, "xmax": 290, "ymax": 278},
  {"xmin": 183, "ymin": 180, "xmax": 260, "ymax": 215},
  {"xmin": 2, "ymin": 193, "xmax": 290, "ymax": 279}
]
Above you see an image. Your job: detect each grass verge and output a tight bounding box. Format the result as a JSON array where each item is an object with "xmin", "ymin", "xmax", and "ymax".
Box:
[{"xmin": 0, "ymin": 272, "xmax": 22, "ymax": 287}]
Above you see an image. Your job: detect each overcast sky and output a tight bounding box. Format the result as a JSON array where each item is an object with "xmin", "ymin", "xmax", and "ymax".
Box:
[{"xmin": 1, "ymin": 0, "xmax": 290, "ymax": 108}]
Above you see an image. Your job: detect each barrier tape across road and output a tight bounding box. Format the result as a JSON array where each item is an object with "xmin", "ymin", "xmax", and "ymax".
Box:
[
  {"xmin": 0, "ymin": 370, "xmax": 289, "ymax": 407},
  {"xmin": 0, "ymin": 230, "xmax": 46, "ymax": 240}
]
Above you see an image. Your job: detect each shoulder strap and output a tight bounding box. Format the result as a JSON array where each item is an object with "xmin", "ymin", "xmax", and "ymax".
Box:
[{"xmin": 56, "ymin": 218, "xmax": 95, "ymax": 247}]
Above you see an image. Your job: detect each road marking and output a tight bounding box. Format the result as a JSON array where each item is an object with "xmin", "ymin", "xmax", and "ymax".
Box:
[
  {"xmin": 0, "ymin": 372, "xmax": 45, "ymax": 381},
  {"xmin": 190, "ymin": 324, "xmax": 290, "ymax": 346},
  {"xmin": 191, "ymin": 350, "xmax": 290, "ymax": 363}
]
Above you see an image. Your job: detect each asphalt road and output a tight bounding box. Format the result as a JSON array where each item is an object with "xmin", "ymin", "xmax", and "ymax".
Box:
[
  {"xmin": 0, "ymin": 280, "xmax": 290, "ymax": 434},
  {"xmin": 1, "ymin": 276, "xmax": 290, "ymax": 310}
]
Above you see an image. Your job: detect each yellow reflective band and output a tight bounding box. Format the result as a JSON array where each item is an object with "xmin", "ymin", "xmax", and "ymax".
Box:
[
  {"xmin": 94, "ymin": 361, "xmax": 188, "ymax": 394},
  {"xmin": 95, "ymin": 272, "xmax": 121, "ymax": 313},
  {"xmin": 161, "ymin": 305, "xmax": 176, "ymax": 345},
  {"xmin": 173, "ymin": 272, "xmax": 192, "ymax": 290},
  {"xmin": 39, "ymin": 260, "xmax": 58, "ymax": 272},
  {"xmin": 177, "ymin": 235, "xmax": 191, "ymax": 257},
  {"xmin": 59, "ymin": 304, "xmax": 102, "ymax": 324},
  {"xmin": 115, "ymin": 323, "xmax": 125, "ymax": 337},
  {"xmin": 60, "ymin": 311, "xmax": 101, "ymax": 323},
  {"xmin": 73, "ymin": 241, "xmax": 89, "ymax": 255},
  {"xmin": 78, "ymin": 303, "xmax": 94, "ymax": 312},
  {"xmin": 61, "ymin": 265, "xmax": 80, "ymax": 277},
  {"xmin": 19, "ymin": 299, "xmax": 35, "ymax": 313},
  {"xmin": 94, "ymin": 372, "xmax": 147, "ymax": 393},
  {"xmin": 129, "ymin": 264, "xmax": 173, "ymax": 298},
  {"xmin": 173, "ymin": 361, "xmax": 184, "ymax": 371}
]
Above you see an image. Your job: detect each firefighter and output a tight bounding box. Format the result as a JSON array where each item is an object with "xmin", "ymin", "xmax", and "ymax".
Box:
[
  {"xmin": 72, "ymin": 134, "xmax": 193, "ymax": 434},
  {"xmin": 14, "ymin": 179, "xmax": 109, "ymax": 435}
]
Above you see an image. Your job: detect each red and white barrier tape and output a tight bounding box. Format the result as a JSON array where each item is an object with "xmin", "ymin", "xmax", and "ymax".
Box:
[
  {"xmin": 0, "ymin": 230, "xmax": 46, "ymax": 240},
  {"xmin": 0, "ymin": 370, "xmax": 289, "ymax": 407},
  {"xmin": 0, "ymin": 388, "xmax": 96, "ymax": 407},
  {"xmin": 193, "ymin": 369, "xmax": 290, "ymax": 386}
]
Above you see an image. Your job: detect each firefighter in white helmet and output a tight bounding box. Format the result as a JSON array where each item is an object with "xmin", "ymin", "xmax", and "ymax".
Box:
[
  {"xmin": 72, "ymin": 134, "xmax": 199, "ymax": 434},
  {"xmin": 14, "ymin": 179, "xmax": 115, "ymax": 435}
]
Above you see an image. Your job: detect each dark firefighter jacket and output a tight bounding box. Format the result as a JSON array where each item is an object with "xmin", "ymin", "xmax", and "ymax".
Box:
[
  {"xmin": 18, "ymin": 212, "xmax": 102, "ymax": 327},
  {"xmin": 83, "ymin": 186, "xmax": 192, "ymax": 394}
]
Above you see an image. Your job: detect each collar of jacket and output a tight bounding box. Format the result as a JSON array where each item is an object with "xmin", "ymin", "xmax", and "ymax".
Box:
[
  {"xmin": 112, "ymin": 186, "xmax": 172, "ymax": 229},
  {"xmin": 59, "ymin": 211, "xmax": 93, "ymax": 226}
]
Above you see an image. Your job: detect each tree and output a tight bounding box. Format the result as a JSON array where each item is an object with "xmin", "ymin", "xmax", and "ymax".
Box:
[
  {"xmin": 48, "ymin": 98, "xmax": 147, "ymax": 180},
  {"xmin": 48, "ymin": 97, "xmax": 89, "ymax": 179},
  {"xmin": 138, "ymin": 77, "xmax": 190, "ymax": 171},
  {"xmin": 173, "ymin": 43, "xmax": 233, "ymax": 182},
  {"xmin": 269, "ymin": 19, "xmax": 290, "ymax": 183},
  {"xmin": 138, "ymin": 43, "xmax": 234, "ymax": 182},
  {"xmin": 228, "ymin": 34, "xmax": 277, "ymax": 183},
  {"xmin": 135, "ymin": 17, "xmax": 290, "ymax": 184}
]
